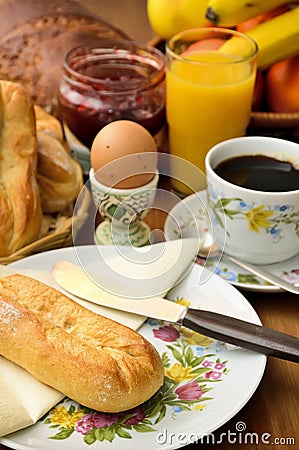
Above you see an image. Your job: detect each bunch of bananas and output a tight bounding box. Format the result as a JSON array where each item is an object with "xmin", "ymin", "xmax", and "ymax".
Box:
[
  {"xmin": 147, "ymin": 1, "xmax": 299, "ymax": 70},
  {"xmin": 205, "ymin": 0, "xmax": 299, "ymax": 69},
  {"xmin": 147, "ymin": 0, "xmax": 299, "ymax": 113}
]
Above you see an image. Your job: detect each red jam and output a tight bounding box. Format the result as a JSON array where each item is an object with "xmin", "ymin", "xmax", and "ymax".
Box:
[{"xmin": 59, "ymin": 41, "xmax": 166, "ymax": 148}]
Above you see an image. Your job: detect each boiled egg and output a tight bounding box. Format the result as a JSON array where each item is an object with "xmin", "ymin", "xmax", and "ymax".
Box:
[{"xmin": 90, "ymin": 120, "xmax": 158, "ymax": 189}]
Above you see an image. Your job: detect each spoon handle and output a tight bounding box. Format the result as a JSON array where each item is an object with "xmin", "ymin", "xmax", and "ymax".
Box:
[{"xmin": 226, "ymin": 256, "xmax": 299, "ymax": 294}]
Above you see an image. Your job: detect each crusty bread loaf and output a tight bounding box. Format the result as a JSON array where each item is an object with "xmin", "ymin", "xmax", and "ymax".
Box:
[
  {"xmin": 34, "ymin": 105, "xmax": 83, "ymax": 213},
  {"xmin": 0, "ymin": 0, "xmax": 130, "ymax": 116},
  {"xmin": 0, "ymin": 81, "xmax": 42, "ymax": 257},
  {"xmin": 0, "ymin": 274, "xmax": 164, "ymax": 412},
  {"xmin": 0, "ymin": 81, "xmax": 84, "ymax": 257}
]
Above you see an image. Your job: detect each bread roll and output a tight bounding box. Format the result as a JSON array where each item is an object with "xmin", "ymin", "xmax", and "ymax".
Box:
[
  {"xmin": 0, "ymin": 0, "xmax": 130, "ymax": 116},
  {"xmin": 0, "ymin": 81, "xmax": 42, "ymax": 257},
  {"xmin": 0, "ymin": 274, "xmax": 164, "ymax": 412},
  {"xmin": 34, "ymin": 105, "xmax": 83, "ymax": 213}
]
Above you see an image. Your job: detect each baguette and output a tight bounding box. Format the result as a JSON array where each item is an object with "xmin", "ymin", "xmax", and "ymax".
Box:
[{"xmin": 0, "ymin": 274, "xmax": 164, "ymax": 412}]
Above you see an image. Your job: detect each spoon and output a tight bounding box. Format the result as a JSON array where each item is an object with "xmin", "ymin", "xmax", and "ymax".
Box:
[{"xmin": 198, "ymin": 244, "xmax": 299, "ymax": 295}]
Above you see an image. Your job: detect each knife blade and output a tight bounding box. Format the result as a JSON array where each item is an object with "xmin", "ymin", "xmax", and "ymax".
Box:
[{"xmin": 52, "ymin": 260, "xmax": 299, "ymax": 363}]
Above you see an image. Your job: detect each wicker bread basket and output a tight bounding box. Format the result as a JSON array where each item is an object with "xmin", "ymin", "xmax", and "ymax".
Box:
[
  {"xmin": 0, "ymin": 186, "xmax": 91, "ymax": 265},
  {"xmin": 0, "ymin": 0, "xmax": 129, "ymax": 264}
]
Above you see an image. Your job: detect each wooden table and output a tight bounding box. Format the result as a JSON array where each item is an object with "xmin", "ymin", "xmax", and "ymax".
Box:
[{"xmin": 1, "ymin": 2, "xmax": 298, "ymax": 449}]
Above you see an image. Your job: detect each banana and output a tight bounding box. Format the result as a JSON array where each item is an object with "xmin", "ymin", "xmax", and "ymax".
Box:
[
  {"xmin": 219, "ymin": 7, "xmax": 299, "ymax": 69},
  {"xmin": 247, "ymin": 6, "xmax": 299, "ymax": 68},
  {"xmin": 205, "ymin": 0, "xmax": 293, "ymax": 26},
  {"xmin": 147, "ymin": 0, "xmax": 210, "ymax": 40}
]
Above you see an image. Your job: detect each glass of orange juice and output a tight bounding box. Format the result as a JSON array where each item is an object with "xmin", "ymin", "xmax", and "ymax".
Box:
[{"xmin": 165, "ymin": 28, "xmax": 258, "ymax": 196}]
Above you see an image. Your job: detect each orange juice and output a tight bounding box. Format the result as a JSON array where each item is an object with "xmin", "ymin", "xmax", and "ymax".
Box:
[{"xmin": 166, "ymin": 34, "xmax": 257, "ymax": 195}]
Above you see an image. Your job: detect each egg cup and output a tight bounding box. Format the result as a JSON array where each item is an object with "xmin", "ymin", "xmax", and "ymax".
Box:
[{"xmin": 90, "ymin": 169, "xmax": 159, "ymax": 246}]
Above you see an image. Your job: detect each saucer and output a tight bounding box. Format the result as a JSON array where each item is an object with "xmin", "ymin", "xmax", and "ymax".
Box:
[{"xmin": 164, "ymin": 190, "xmax": 299, "ymax": 293}]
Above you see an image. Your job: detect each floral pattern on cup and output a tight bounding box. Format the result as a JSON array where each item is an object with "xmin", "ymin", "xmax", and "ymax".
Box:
[
  {"xmin": 43, "ymin": 298, "xmax": 229, "ymax": 445},
  {"xmin": 208, "ymin": 188, "xmax": 299, "ymax": 243}
]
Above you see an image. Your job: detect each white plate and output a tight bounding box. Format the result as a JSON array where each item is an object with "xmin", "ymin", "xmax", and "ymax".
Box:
[
  {"xmin": 1, "ymin": 246, "xmax": 266, "ymax": 450},
  {"xmin": 164, "ymin": 190, "xmax": 299, "ymax": 293}
]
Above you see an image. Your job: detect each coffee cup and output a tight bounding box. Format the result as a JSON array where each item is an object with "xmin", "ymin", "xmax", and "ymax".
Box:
[{"xmin": 205, "ymin": 136, "xmax": 299, "ymax": 265}]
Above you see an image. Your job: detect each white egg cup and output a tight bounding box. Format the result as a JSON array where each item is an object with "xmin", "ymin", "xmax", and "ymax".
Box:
[{"xmin": 89, "ymin": 168, "xmax": 159, "ymax": 246}]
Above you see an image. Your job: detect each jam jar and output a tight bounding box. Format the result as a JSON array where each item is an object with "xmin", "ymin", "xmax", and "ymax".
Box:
[{"xmin": 59, "ymin": 39, "xmax": 166, "ymax": 150}]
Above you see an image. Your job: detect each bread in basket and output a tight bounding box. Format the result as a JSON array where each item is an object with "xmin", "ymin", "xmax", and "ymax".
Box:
[{"xmin": 0, "ymin": 80, "xmax": 89, "ymax": 264}]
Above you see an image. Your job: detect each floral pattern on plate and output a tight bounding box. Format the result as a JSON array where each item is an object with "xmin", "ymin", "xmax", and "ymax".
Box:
[
  {"xmin": 43, "ymin": 299, "xmax": 228, "ymax": 445},
  {"xmin": 196, "ymin": 255, "xmax": 299, "ymax": 289}
]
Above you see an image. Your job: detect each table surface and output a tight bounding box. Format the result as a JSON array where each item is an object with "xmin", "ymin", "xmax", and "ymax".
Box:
[{"xmin": 1, "ymin": 2, "xmax": 298, "ymax": 450}]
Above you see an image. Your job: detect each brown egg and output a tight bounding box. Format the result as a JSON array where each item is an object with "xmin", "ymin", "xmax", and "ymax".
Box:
[{"xmin": 90, "ymin": 120, "xmax": 158, "ymax": 189}]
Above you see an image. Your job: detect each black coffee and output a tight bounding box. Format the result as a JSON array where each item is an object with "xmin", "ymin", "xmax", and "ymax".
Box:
[{"xmin": 214, "ymin": 154, "xmax": 299, "ymax": 192}]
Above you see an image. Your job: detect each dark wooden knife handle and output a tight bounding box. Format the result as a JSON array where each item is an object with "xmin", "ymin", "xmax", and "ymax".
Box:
[{"xmin": 182, "ymin": 309, "xmax": 299, "ymax": 363}]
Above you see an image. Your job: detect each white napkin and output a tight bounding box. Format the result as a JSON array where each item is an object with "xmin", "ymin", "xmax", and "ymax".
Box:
[
  {"xmin": 0, "ymin": 238, "xmax": 200, "ymax": 437},
  {"xmin": 0, "ymin": 356, "xmax": 63, "ymax": 437}
]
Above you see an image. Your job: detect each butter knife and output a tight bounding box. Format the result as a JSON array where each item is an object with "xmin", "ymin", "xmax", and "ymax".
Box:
[{"xmin": 52, "ymin": 261, "xmax": 299, "ymax": 363}]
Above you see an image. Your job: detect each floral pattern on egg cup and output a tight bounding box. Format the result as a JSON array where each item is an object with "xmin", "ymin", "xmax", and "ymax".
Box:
[{"xmin": 90, "ymin": 169, "xmax": 159, "ymax": 246}]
